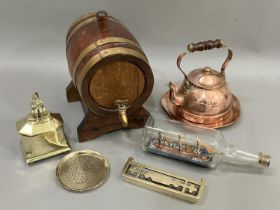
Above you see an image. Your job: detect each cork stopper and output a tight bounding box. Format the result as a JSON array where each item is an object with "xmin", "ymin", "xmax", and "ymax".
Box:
[
  {"xmin": 258, "ymin": 152, "xmax": 271, "ymax": 167},
  {"xmin": 96, "ymin": 10, "xmax": 108, "ymax": 22}
]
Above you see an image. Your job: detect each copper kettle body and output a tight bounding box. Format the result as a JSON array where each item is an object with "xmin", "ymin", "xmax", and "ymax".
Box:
[{"xmin": 168, "ymin": 39, "xmax": 239, "ymax": 125}]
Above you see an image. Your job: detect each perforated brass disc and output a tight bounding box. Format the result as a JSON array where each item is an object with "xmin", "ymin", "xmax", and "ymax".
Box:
[{"xmin": 56, "ymin": 150, "xmax": 110, "ymax": 192}]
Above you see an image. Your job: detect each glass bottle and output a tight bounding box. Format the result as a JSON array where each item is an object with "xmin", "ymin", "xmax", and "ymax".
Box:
[{"xmin": 142, "ymin": 116, "xmax": 271, "ymax": 168}]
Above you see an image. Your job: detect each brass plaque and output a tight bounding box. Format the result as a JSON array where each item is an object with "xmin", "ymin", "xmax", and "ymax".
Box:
[
  {"xmin": 56, "ymin": 150, "xmax": 110, "ymax": 192},
  {"xmin": 122, "ymin": 157, "xmax": 206, "ymax": 203}
]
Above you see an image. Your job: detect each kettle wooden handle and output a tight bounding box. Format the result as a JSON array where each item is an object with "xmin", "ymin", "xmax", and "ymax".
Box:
[
  {"xmin": 187, "ymin": 39, "xmax": 223, "ymax": 52},
  {"xmin": 177, "ymin": 39, "xmax": 233, "ymax": 80}
]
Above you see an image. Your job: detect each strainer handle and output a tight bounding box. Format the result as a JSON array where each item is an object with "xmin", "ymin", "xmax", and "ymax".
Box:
[{"xmin": 177, "ymin": 39, "xmax": 233, "ymax": 82}]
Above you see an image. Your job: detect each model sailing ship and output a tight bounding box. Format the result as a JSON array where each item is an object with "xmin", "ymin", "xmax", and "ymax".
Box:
[
  {"xmin": 146, "ymin": 132, "xmax": 216, "ymax": 167},
  {"xmin": 143, "ymin": 117, "xmax": 271, "ymax": 168}
]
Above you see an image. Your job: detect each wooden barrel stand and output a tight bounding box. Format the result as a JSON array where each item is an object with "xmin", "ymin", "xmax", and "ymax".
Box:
[{"xmin": 66, "ymin": 82, "xmax": 150, "ymax": 142}]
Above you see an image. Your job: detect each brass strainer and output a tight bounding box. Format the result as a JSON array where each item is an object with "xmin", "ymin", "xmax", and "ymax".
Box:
[{"xmin": 56, "ymin": 150, "xmax": 110, "ymax": 192}]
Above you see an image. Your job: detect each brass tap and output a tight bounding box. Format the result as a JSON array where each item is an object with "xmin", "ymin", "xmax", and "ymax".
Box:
[{"xmin": 115, "ymin": 100, "xmax": 128, "ymax": 127}]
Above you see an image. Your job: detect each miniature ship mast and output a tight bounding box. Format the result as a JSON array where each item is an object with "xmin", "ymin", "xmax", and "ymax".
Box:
[{"xmin": 179, "ymin": 135, "xmax": 182, "ymax": 151}]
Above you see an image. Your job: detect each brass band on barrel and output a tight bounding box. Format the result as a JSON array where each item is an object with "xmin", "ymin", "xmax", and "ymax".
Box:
[
  {"xmin": 66, "ymin": 15, "xmax": 120, "ymax": 45},
  {"xmin": 66, "ymin": 13, "xmax": 96, "ymax": 39},
  {"xmin": 76, "ymin": 47, "xmax": 149, "ymax": 107},
  {"xmin": 71, "ymin": 37, "xmax": 142, "ymax": 80}
]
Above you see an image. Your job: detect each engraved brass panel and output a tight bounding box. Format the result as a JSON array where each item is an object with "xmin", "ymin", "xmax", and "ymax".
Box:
[{"xmin": 122, "ymin": 157, "xmax": 206, "ymax": 203}]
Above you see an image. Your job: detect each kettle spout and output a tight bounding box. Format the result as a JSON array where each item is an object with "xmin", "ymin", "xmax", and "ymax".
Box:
[{"xmin": 167, "ymin": 82, "xmax": 185, "ymax": 106}]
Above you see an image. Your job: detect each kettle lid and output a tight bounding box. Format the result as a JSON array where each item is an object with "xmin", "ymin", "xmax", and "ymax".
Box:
[{"xmin": 188, "ymin": 67, "xmax": 225, "ymax": 89}]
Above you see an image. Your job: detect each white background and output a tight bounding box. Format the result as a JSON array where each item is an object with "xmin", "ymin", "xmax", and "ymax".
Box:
[{"xmin": 0, "ymin": 0, "xmax": 279, "ymax": 209}]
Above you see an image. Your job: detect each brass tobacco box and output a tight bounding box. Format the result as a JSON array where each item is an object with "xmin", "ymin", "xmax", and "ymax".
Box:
[{"xmin": 16, "ymin": 92, "xmax": 71, "ymax": 164}]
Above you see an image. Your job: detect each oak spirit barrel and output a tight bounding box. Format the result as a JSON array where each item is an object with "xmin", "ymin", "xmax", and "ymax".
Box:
[{"xmin": 66, "ymin": 10, "xmax": 154, "ymax": 142}]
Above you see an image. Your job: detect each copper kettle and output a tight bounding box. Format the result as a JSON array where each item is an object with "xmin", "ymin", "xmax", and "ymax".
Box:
[{"xmin": 166, "ymin": 39, "xmax": 240, "ymax": 127}]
